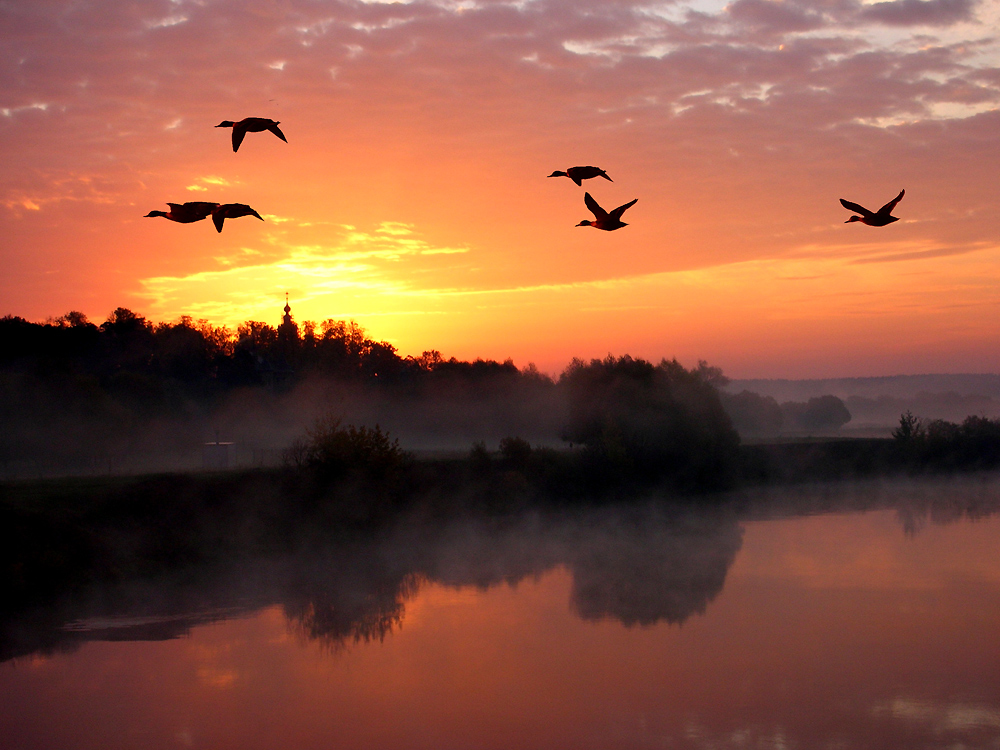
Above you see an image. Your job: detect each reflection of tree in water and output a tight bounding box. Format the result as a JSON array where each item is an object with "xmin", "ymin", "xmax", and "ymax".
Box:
[
  {"xmin": 11, "ymin": 477, "xmax": 997, "ymax": 660},
  {"xmin": 285, "ymin": 573, "xmax": 422, "ymax": 651},
  {"xmin": 281, "ymin": 506, "xmax": 745, "ymax": 648},
  {"xmin": 568, "ymin": 512, "xmax": 743, "ymax": 627},
  {"xmin": 894, "ymin": 478, "xmax": 1000, "ymax": 536}
]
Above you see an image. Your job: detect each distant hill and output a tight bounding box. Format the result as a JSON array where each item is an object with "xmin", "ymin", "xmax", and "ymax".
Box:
[
  {"xmin": 726, "ymin": 374, "xmax": 1000, "ymax": 431},
  {"xmin": 727, "ymin": 374, "xmax": 1000, "ymax": 401}
]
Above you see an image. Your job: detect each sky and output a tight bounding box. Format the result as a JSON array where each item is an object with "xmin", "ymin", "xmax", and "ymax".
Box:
[{"xmin": 1, "ymin": 0, "xmax": 999, "ymax": 378}]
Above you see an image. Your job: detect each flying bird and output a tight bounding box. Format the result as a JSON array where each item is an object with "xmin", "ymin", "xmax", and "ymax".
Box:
[
  {"xmin": 840, "ymin": 189, "xmax": 905, "ymax": 226},
  {"xmin": 577, "ymin": 192, "xmax": 637, "ymax": 231},
  {"xmin": 215, "ymin": 117, "xmax": 287, "ymax": 152},
  {"xmin": 548, "ymin": 166, "xmax": 613, "ymax": 187},
  {"xmin": 144, "ymin": 202, "xmax": 220, "ymax": 224},
  {"xmin": 212, "ymin": 203, "xmax": 264, "ymax": 233}
]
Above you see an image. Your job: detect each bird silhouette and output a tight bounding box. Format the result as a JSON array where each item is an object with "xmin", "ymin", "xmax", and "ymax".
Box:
[
  {"xmin": 577, "ymin": 192, "xmax": 637, "ymax": 231},
  {"xmin": 840, "ymin": 189, "xmax": 905, "ymax": 226},
  {"xmin": 548, "ymin": 166, "xmax": 613, "ymax": 187},
  {"xmin": 212, "ymin": 203, "xmax": 264, "ymax": 233},
  {"xmin": 215, "ymin": 118, "xmax": 287, "ymax": 152},
  {"xmin": 144, "ymin": 202, "xmax": 220, "ymax": 224}
]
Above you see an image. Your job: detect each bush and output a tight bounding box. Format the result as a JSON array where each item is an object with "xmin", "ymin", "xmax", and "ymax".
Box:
[
  {"xmin": 287, "ymin": 416, "xmax": 406, "ymax": 480},
  {"xmin": 499, "ymin": 436, "xmax": 532, "ymax": 469},
  {"xmin": 892, "ymin": 412, "xmax": 1000, "ymax": 470}
]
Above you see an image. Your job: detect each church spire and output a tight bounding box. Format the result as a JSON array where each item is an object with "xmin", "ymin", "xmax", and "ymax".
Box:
[{"xmin": 282, "ymin": 292, "xmax": 292, "ymax": 326}]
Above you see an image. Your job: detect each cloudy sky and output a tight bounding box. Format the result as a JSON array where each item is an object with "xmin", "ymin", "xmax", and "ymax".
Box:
[{"xmin": 1, "ymin": 0, "xmax": 998, "ymax": 376}]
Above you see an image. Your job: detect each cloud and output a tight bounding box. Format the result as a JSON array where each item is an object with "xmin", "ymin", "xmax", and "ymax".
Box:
[
  {"xmin": 2, "ymin": 0, "xmax": 999, "ymax": 374},
  {"xmin": 139, "ymin": 221, "xmax": 471, "ymax": 320},
  {"xmin": 848, "ymin": 240, "xmax": 993, "ymax": 263},
  {"xmin": 725, "ymin": 0, "xmax": 826, "ymax": 34},
  {"xmin": 860, "ymin": 0, "xmax": 978, "ymax": 26}
]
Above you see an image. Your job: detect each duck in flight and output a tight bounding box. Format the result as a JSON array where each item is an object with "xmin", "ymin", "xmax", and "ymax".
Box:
[
  {"xmin": 548, "ymin": 166, "xmax": 613, "ymax": 187},
  {"xmin": 840, "ymin": 189, "xmax": 905, "ymax": 226},
  {"xmin": 212, "ymin": 203, "xmax": 264, "ymax": 233},
  {"xmin": 216, "ymin": 118, "xmax": 287, "ymax": 153},
  {"xmin": 144, "ymin": 201, "xmax": 220, "ymax": 224},
  {"xmin": 577, "ymin": 192, "xmax": 637, "ymax": 231}
]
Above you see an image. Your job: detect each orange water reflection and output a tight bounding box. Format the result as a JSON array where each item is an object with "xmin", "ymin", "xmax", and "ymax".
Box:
[{"xmin": 2, "ymin": 489, "xmax": 1000, "ymax": 749}]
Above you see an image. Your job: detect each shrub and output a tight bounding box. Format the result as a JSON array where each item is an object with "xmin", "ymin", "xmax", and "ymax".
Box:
[
  {"xmin": 499, "ymin": 436, "xmax": 532, "ymax": 469},
  {"xmin": 892, "ymin": 411, "xmax": 1000, "ymax": 470},
  {"xmin": 468, "ymin": 441, "xmax": 492, "ymax": 475},
  {"xmin": 287, "ymin": 416, "xmax": 406, "ymax": 479}
]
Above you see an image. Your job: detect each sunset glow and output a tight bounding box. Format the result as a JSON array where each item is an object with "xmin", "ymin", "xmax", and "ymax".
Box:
[{"xmin": 2, "ymin": 0, "xmax": 999, "ymax": 376}]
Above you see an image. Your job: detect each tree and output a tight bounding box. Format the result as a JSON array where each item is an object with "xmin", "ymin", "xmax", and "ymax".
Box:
[
  {"xmin": 781, "ymin": 395, "xmax": 851, "ymax": 431},
  {"xmin": 721, "ymin": 390, "xmax": 783, "ymax": 436},
  {"xmin": 560, "ymin": 355, "xmax": 739, "ymax": 489}
]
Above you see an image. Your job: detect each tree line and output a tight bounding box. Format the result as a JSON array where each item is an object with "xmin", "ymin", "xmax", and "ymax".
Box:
[
  {"xmin": 0, "ymin": 308, "xmax": 739, "ymax": 484},
  {"xmin": 0, "ymin": 307, "xmax": 524, "ymax": 390}
]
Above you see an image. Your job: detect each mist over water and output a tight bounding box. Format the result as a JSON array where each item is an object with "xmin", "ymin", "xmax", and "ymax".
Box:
[
  {"xmin": 3, "ymin": 475, "xmax": 1000, "ymax": 749},
  {"xmin": 3, "ymin": 474, "xmax": 997, "ymax": 659}
]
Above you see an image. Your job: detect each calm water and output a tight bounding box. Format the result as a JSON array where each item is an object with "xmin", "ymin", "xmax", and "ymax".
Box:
[{"xmin": 3, "ymin": 477, "xmax": 1000, "ymax": 749}]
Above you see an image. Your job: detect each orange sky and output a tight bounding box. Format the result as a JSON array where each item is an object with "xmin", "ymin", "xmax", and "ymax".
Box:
[{"xmin": 2, "ymin": 0, "xmax": 999, "ymax": 377}]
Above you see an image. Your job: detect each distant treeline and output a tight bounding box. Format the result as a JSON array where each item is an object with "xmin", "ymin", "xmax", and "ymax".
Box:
[
  {"xmin": 0, "ymin": 307, "xmax": 553, "ymax": 473},
  {"xmin": 721, "ymin": 391, "xmax": 852, "ymax": 436},
  {"xmin": 730, "ymin": 375, "xmax": 1000, "ymax": 429},
  {"xmin": 0, "ymin": 308, "xmax": 737, "ymax": 486},
  {"xmin": 0, "ymin": 307, "xmax": 523, "ymax": 390},
  {"xmin": 7, "ymin": 307, "xmax": 1000, "ymax": 486}
]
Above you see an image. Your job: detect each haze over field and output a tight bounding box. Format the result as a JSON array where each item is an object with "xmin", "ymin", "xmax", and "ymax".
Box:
[{"xmin": 2, "ymin": 0, "xmax": 999, "ymax": 377}]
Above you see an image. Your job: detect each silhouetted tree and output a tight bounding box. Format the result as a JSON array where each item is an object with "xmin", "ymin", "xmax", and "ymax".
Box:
[
  {"xmin": 499, "ymin": 436, "xmax": 532, "ymax": 469},
  {"xmin": 721, "ymin": 390, "xmax": 784, "ymax": 436},
  {"xmin": 781, "ymin": 395, "xmax": 851, "ymax": 431},
  {"xmin": 893, "ymin": 410, "xmax": 923, "ymax": 442},
  {"xmin": 288, "ymin": 416, "xmax": 407, "ymax": 481},
  {"xmin": 560, "ymin": 355, "xmax": 740, "ymax": 489}
]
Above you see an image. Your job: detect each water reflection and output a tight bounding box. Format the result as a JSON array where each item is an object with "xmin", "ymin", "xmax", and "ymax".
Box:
[
  {"xmin": 567, "ymin": 509, "xmax": 742, "ymax": 626},
  {"xmin": 2, "ymin": 475, "xmax": 1000, "ymax": 662},
  {"xmin": 3, "ymin": 476, "xmax": 1000, "ymax": 750}
]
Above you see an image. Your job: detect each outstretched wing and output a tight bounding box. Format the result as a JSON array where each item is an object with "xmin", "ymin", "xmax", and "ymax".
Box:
[
  {"xmin": 232, "ymin": 126, "xmax": 246, "ymax": 152},
  {"xmin": 839, "ymin": 198, "xmax": 873, "ymax": 217},
  {"xmin": 877, "ymin": 189, "xmax": 905, "ymax": 216},
  {"xmin": 267, "ymin": 122, "xmax": 287, "ymax": 143},
  {"xmin": 231, "ymin": 203, "xmax": 264, "ymax": 220},
  {"xmin": 584, "ymin": 192, "xmax": 608, "ymax": 220},
  {"xmin": 610, "ymin": 198, "xmax": 638, "ymax": 220}
]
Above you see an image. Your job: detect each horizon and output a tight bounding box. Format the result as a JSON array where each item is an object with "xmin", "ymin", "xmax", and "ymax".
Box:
[
  {"xmin": 7, "ymin": 303, "xmax": 1000, "ymax": 383},
  {"xmin": 2, "ymin": 0, "xmax": 999, "ymax": 379}
]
